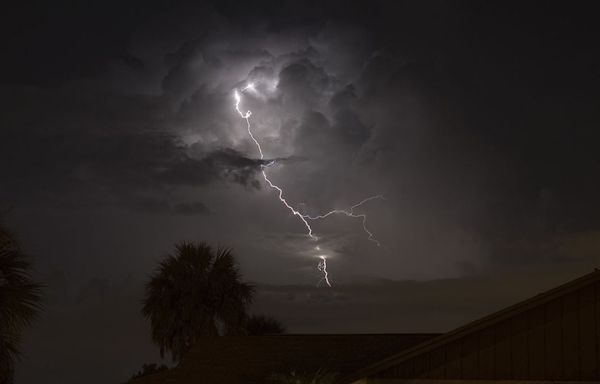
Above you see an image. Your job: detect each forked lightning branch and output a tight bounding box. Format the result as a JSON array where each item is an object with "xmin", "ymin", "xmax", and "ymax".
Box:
[{"xmin": 234, "ymin": 82, "xmax": 383, "ymax": 287}]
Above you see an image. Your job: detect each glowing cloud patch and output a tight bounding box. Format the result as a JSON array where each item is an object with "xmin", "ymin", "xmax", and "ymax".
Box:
[{"xmin": 233, "ymin": 83, "xmax": 383, "ymax": 286}]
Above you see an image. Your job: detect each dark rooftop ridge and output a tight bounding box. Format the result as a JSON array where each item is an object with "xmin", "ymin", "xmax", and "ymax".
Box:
[{"xmin": 344, "ymin": 269, "xmax": 600, "ymax": 383}]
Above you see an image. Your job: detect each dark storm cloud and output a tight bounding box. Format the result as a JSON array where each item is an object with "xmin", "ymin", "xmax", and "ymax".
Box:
[
  {"xmin": 0, "ymin": 80, "xmax": 275, "ymax": 216},
  {"xmin": 2, "ymin": 0, "xmax": 599, "ymax": 272},
  {"xmin": 0, "ymin": 125, "xmax": 267, "ymax": 213},
  {"xmin": 278, "ymin": 59, "xmax": 334, "ymax": 107},
  {"xmin": 163, "ymin": 41, "xmax": 273, "ymax": 99},
  {"xmin": 153, "ymin": 147, "xmax": 270, "ymax": 189},
  {"xmin": 128, "ymin": 2, "xmax": 600, "ymax": 270},
  {"xmin": 330, "ymin": 85, "xmax": 371, "ymax": 147},
  {"xmin": 4, "ymin": 2, "xmax": 600, "ymax": 383}
]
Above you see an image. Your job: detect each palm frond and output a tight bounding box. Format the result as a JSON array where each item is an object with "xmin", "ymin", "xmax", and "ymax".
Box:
[
  {"xmin": 142, "ymin": 242, "xmax": 254, "ymax": 361},
  {"xmin": 0, "ymin": 223, "xmax": 42, "ymax": 381}
]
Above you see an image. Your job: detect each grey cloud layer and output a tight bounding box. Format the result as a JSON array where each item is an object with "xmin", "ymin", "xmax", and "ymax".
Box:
[
  {"xmin": 5, "ymin": 3, "xmax": 600, "ymax": 384},
  {"xmin": 3, "ymin": 1, "xmax": 600, "ymax": 280}
]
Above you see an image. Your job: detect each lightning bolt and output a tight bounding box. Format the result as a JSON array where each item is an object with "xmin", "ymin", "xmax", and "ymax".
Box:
[
  {"xmin": 233, "ymin": 84, "xmax": 383, "ymax": 286},
  {"xmin": 302, "ymin": 195, "xmax": 385, "ymax": 247},
  {"xmin": 235, "ymin": 87, "xmax": 316, "ymax": 239},
  {"xmin": 317, "ymin": 256, "xmax": 331, "ymax": 287}
]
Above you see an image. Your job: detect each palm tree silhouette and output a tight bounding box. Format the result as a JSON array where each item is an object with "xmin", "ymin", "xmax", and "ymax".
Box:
[
  {"xmin": 0, "ymin": 225, "xmax": 42, "ymax": 384},
  {"xmin": 142, "ymin": 242, "xmax": 254, "ymax": 361}
]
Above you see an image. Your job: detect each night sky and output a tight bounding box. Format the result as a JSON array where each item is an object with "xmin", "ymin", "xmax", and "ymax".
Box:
[{"xmin": 2, "ymin": 1, "xmax": 600, "ymax": 383}]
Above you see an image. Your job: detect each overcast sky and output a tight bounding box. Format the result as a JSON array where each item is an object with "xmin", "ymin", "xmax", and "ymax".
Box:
[{"xmin": 2, "ymin": 1, "xmax": 600, "ymax": 383}]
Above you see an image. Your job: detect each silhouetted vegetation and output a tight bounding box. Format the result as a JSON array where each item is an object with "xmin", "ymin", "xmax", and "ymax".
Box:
[
  {"xmin": 0, "ymin": 223, "xmax": 42, "ymax": 384},
  {"xmin": 269, "ymin": 369, "xmax": 338, "ymax": 384},
  {"xmin": 129, "ymin": 363, "xmax": 169, "ymax": 381},
  {"xmin": 142, "ymin": 242, "xmax": 254, "ymax": 361},
  {"xmin": 246, "ymin": 314, "xmax": 285, "ymax": 335}
]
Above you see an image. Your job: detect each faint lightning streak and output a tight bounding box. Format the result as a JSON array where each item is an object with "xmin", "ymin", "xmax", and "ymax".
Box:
[
  {"xmin": 317, "ymin": 256, "xmax": 331, "ymax": 287},
  {"xmin": 303, "ymin": 195, "xmax": 384, "ymax": 247},
  {"xmin": 234, "ymin": 89, "xmax": 316, "ymax": 239}
]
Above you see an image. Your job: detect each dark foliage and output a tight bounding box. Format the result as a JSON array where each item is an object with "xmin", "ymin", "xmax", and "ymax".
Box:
[
  {"xmin": 129, "ymin": 363, "xmax": 169, "ymax": 381},
  {"xmin": 0, "ymin": 224, "xmax": 42, "ymax": 384},
  {"xmin": 269, "ymin": 369, "xmax": 338, "ymax": 384},
  {"xmin": 142, "ymin": 242, "xmax": 254, "ymax": 361}
]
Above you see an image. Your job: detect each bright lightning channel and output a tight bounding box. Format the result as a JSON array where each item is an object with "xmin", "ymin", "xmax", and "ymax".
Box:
[
  {"xmin": 234, "ymin": 86, "xmax": 316, "ymax": 239},
  {"xmin": 234, "ymin": 83, "xmax": 383, "ymax": 286},
  {"xmin": 317, "ymin": 256, "xmax": 331, "ymax": 287}
]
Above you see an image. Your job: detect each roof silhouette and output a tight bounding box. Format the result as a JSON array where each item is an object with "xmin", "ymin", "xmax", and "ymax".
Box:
[{"xmin": 344, "ymin": 269, "xmax": 600, "ymax": 383}]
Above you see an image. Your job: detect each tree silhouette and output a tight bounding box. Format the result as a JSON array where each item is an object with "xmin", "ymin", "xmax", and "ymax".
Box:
[
  {"xmin": 129, "ymin": 363, "xmax": 169, "ymax": 381},
  {"xmin": 142, "ymin": 242, "xmax": 254, "ymax": 361},
  {"xmin": 246, "ymin": 315, "xmax": 285, "ymax": 335},
  {"xmin": 269, "ymin": 370, "xmax": 338, "ymax": 384},
  {"xmin": 0, "ymin": 225, "xmax": 42, "ymax": 384}
]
